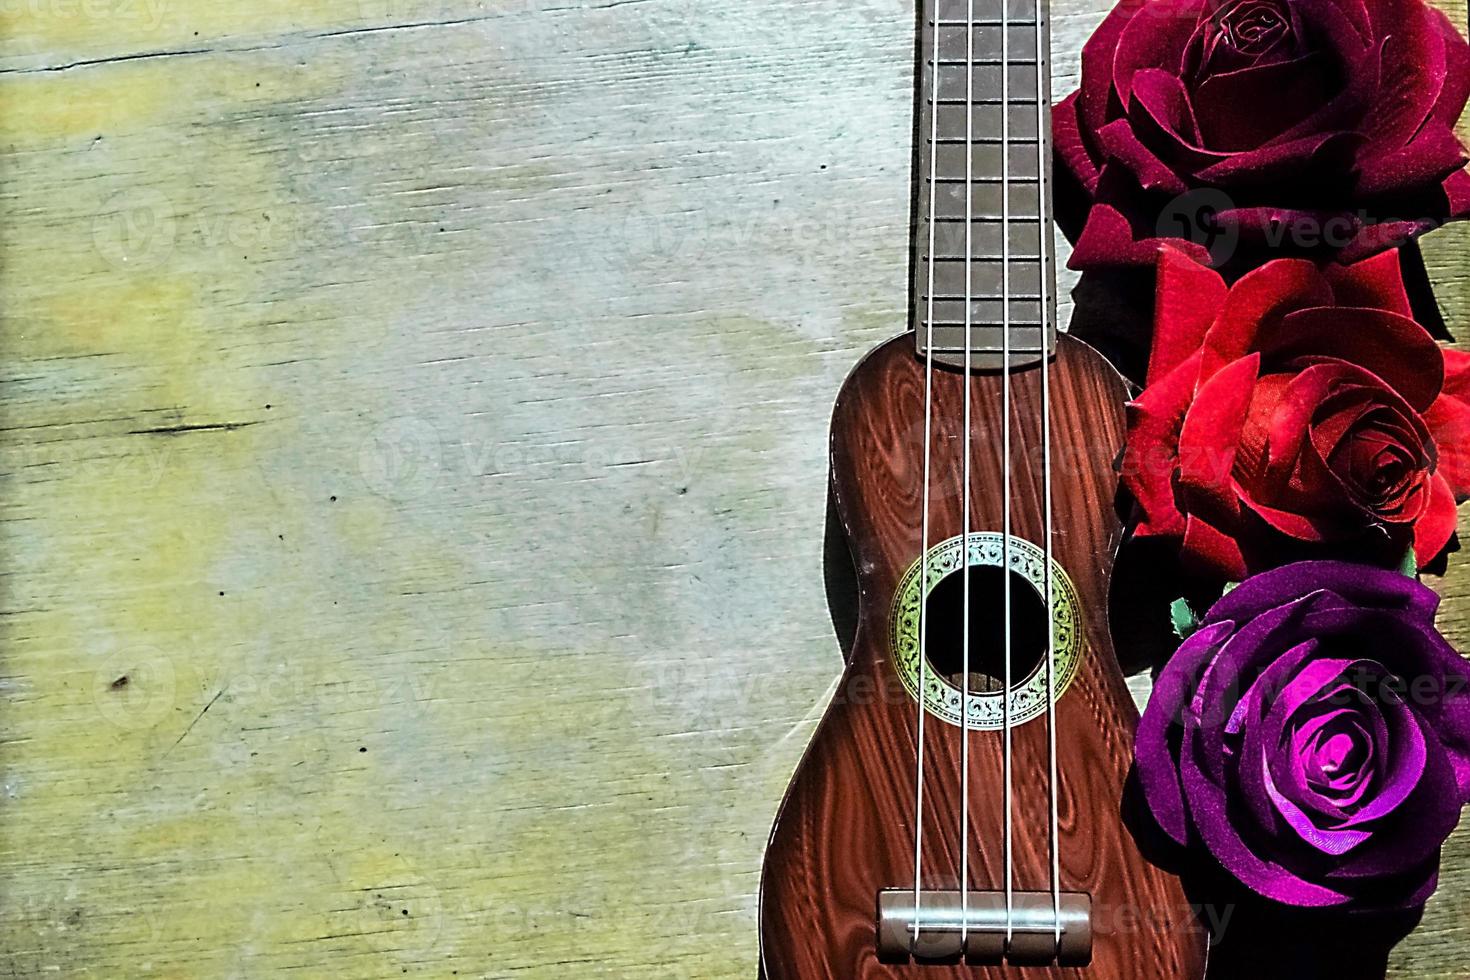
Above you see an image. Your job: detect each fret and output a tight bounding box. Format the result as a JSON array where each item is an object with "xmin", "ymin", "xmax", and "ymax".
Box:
[
  {"xmin": 918, "ymin": 324, "xmax": 1053, "ymax": 360},
  {"xmin": 931, "ymin": 203, "xmax": 1043, "ymax": 220},
  {"xmin": 935, "ymin": 105, "xmax": 1041, "ymax": 135},
  {"xmin": 931, "ymin": 178, "xmax": 1041, "ymax": 187},
  {"xmin": 925, "ymin": 294, "xmax": 1045, "ymax": 304},
  {"xmin": 921, "ymin": 258, "xmax": 1044, "ymax": 295},
  {"xmin": 931, "ymin": 138, "xmax": 1038, "ymax": 146},
  {"xmin": 932, "ymin": 142, "xmax": 1040, "ymax": 176},
  {"xmin": 921, "ymin": 254, "xmax": 1044, "ymax": 267},
  {"xmin": 928, "ymin": 182, "xmax": 1042, "ymax": 219},
  {"xmin": 936, "ymin": 26, "xmax": 1043, "ymax": 60},
  {"xmin": 917, "ymin": 304, "xmax": 1046, "ymax": 323},
  {"xmin": 930, "ymin": 142, "xmax": 1040, "ymax": 175},
  {"xmin": 925, "ymin": 251, "xmax": 1044, "ymax": 263},
  {"xmin": 921, "ymin": 298, "xmax": 1045, "ymax": 323},
  {"xmin": 934, "ymin": 64, "xmax": 1041, "ymax": 101},
  {"xmin": 933, "ymin": 99, "xmax": 1042, "ymax": 108},
  {"xmin": 934, "ymin": 59, "xmax": 1040, "ymax": 66},
  {"xmin": 923, "ymin": 299, "xmax": 1047, "ymax": 310},
  {"xmin": 928, "ymin": 215, "xmax": 1044, "ymax": 223},
  {"xmin": 925, "ymin": 255, "xmax": 1045, "ymax": 266},
  {"xmin": 927, "ymin": 216, "xmax": 1044, "ymax": 225},
  {"xmin": 933, "ymin": 0, "xmax": 1043, "ymax": 20},
  {"xmin": 919, "ymin": 321, "xmax": 1049, "ymax": 335},
  {"xmin": 931, "ymin": 181, "xmax": 1042, "ymax": 193},
  {"xmin": 926, "ymin": 219, "xmax": 1042, "ymax": 259}
]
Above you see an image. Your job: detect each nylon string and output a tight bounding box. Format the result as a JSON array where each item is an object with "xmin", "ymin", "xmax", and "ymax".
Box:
[
  {"xmin": 909, "ymin": 0, "xmax": 943, "ymax": 944},
  {"xmin": 959, "ymin": 0, "xmax": 977, "ymax": 948},
  {"xmin": 1032, "ymin": 0, "xmax": 1063, "ymax": 945},
  {"xmin": 1000, "ymin": 0, "xmax": 1016, "ymax": 948}
]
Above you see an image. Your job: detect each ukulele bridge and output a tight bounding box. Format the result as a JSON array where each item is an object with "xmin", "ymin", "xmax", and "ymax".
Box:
[{"xmin": 876, "ymin": 888, "xmax": 1091, "ymax": 965}]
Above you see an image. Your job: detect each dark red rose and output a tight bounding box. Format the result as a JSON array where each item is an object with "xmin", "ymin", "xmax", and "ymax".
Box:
[
  {"xmin": 1054, "ymin": 0, "xmax": 1470, "ymax": 269},
  {"xmin": 1121, "ymin": 248, "xmax": 1470, "ymax": 578}
]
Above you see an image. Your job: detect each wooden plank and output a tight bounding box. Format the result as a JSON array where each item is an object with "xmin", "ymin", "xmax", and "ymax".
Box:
[{"xmin": 0, "ymin": 0, "xmax": 1465, "ymax": 976}]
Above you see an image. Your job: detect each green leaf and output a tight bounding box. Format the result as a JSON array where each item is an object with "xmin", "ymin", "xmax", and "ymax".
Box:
[
  {"xmin": 1170, "ymin": 597, "xmax": 1199, "ymax": 640},
  {"xmin": 1399, "ymin": 543, "xmax": 1418, "ymax": 578}
]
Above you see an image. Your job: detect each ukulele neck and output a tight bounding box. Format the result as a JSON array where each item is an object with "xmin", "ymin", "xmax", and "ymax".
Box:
[{"xmin": 911, "ymin": 0, "xmax": 1056, "ymax": 370}]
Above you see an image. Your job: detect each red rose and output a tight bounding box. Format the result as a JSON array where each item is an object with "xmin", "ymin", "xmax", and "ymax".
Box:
[
  {"xmin": 1054, "ymin": 0, "xmax": 1470, "ymax": 269},
  {"xmin": 1121, "ymin": 248, "xmax": 1470, "ymax": 578}
]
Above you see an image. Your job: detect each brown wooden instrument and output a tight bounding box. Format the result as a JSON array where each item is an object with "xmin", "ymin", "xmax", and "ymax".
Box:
[{"xmin": 757, "ymin": 0, "xmax": 1210, "ymax": 976}]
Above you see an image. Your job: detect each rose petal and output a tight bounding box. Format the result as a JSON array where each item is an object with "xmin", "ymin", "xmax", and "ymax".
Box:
[
  {"xmin": 1358, "ymin": 9, "xmax": 1447, "ymax": 148},
  {"xmin": 1198, "ymin": 259, "xmax": 1330, "ymax": 378},
  {"xmin": 1445, "ymin": 169, "xmax": 1470, "ymax": 221},
  {"xmin": 1231, "ymin": 639, "xmax": 1335, "ymax": 827},
  {"xmin": 1111, "ymin": 0, "xmax": 1211, "ymax": 110},
  {"xmin": 1322, "ymin": 247, "xmax": 1414, "ymax": 318},
  {"xmin": 1075, "ymin": 0, "xmax": 1141, "ymax": 137},
  {"xmin": 1123, "ymin": 354, "xmax": 1202, "ymax": 537},
  {"xmin": 1325, "ymin": 721, "xmax": 1458, "ymax": 878},
  {"xmin": 1356, "ymin": 124, "xmax": 1470, "ymax": 200},
  {"xmin": 1236, "ymin": 366, "xmax": 1432, "ymax": 545},
  {"xmin": 1121, "ymin": 69, "xmax": 1221, "ymax": 176},
  {"xmin": 1054, "ymin": 91, "xmax": 1102, "ymax": 192},
  {"xmin": 1260, "ymin": 307, "xmax": 1444, "ymax": 410},
  {"xmin": 1193, "ymin": 53, "xmax": 1335, "ymax": 151},
  {"xmin": 1427, "ymin": 6, "xmax": 1470, "ymax": 131},
  {"xmin": 1339, "ymin": 219, "xmax": 1437, "ymax": 263},
  {"xmin": 1203, "ymin": 561, "xmax": 1440, "ymax": 629},
  {"xmin": 1195, "ymin": 128, "xmax": 1362, "ymax": 187},
  {"xmin": 1070, "ymin": 201, "xmax": 1169, "ymax": 269},
  {"xmin": 1136, "ymin": 620, "xmax": 1238, "ymax": 846},
  {"xmin": 1176, "ymin": 353, "xmax": 1261, "ymax": 526},
  {"xmin": 1068, "ymin": 165, "xmax": 1217, "ymax": 270},
  {"xmin": 1192, "ymin": 593, "xmax": 1341, "ymax": 786},
  {"xmin": 1099, "ymin": 115, "xmax": 1193, "ymax": 195},
  {"xmin": 1293, "ymin": 709, "xmax": 1378, "ymax": 808},
  {"xmin": 1149, "ymin": 248, "xmax": 1229, "ymax": 384},
  {"xmin": 1424, "ymin": 347, "xmax": 1470, "ymax": 498},
  {"xmin": 1413, "ymin": 475, "xmax": 1457, "ymax": 568},
  {"xmin": 1182, "ymin": 514, "xmax": 1251, "ymax": 579},
  {"xmin": 1213, "ymin": 205, "xmax": 1363, "ymax": 254},
  {"xmin": 1182, "ymin": 731, "xmax": 1356, "ymax": 904}
]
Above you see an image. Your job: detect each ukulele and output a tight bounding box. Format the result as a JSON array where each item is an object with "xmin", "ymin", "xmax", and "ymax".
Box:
[{"xmin": 757, "ymin": 0, "xmax": 1210, "ymax": 976}]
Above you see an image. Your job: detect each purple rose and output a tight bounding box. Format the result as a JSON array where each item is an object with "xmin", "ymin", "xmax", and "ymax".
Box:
[{"xmin": 1135, "ymin": 561, "xmax": 1470, "ymax": 909}]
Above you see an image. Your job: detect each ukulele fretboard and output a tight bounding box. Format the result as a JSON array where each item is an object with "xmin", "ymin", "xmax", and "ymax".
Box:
[{"xmin": 913, "ymin": 0, "xmax": 1055, "ymax": 367}]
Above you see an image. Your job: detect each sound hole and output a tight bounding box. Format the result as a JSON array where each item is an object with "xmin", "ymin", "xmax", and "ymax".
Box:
[{"xmin": 923, "ymin": 565, "xmax": 1047, "ymax": 693}]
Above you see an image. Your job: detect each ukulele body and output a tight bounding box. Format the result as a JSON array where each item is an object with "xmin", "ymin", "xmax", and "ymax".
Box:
[{"xmin": 757, "ymin": 333, "xmax": 1208, "ymax": 979}]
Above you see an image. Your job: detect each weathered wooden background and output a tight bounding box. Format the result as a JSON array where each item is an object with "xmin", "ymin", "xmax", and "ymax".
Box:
[{"xmin": 2, "ymin": 0, "xmax": 1469, "ymax": 976}]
